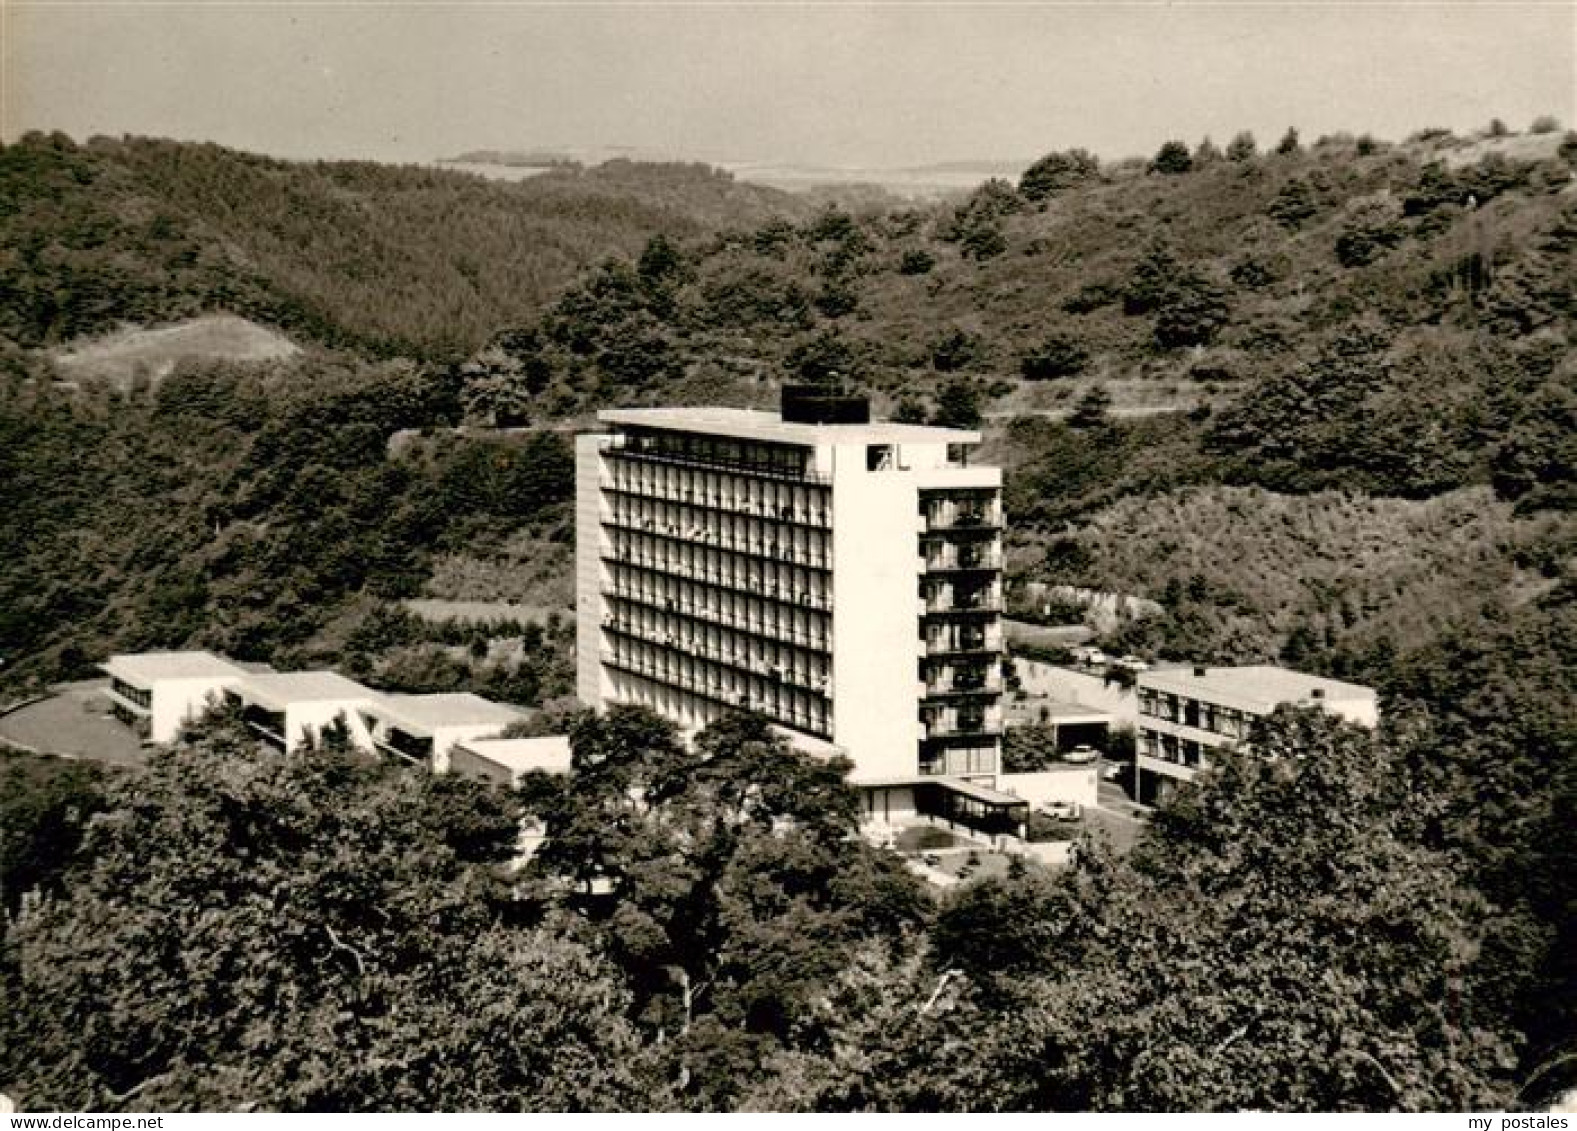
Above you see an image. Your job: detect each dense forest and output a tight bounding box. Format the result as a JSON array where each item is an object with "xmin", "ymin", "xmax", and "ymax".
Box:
[{"xmin": 1, "ymin": 122, "xmax": 1573, "ymax": 1110}]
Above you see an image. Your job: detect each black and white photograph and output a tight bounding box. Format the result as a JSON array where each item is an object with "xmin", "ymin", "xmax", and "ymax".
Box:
[{"xmin": 0, "ymin": 0, "xmax": 1572, "ymax": 1114}]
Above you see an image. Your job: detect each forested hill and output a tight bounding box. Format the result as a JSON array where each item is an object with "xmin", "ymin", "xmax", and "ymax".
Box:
[
  {"xmin": 0, "ymin": 133, "xmax": 811, "ymax": 360},
  {"xmin": 458, "ymin": 127, "xmax": 1577, "ymax": 448}
]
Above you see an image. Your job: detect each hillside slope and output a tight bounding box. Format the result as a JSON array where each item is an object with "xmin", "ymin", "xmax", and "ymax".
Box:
[{"xmin": 0, "ymin": 133, "xmax": 810, "ymax": 361}]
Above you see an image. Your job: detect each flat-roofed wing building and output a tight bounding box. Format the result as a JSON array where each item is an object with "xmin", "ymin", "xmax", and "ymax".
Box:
[
  {"xmin": 225, "ymin": 670, "xmax": 385, "ymax": 754},
  {"xmin": 100, "ymin": 650, "xmax": 250, "ymax": 743},
  {"xmin": 363, "ymin": 692, "xmax": 527, "ymax": 771},
  {"xmin": 1135, "ymin": 664, "xmax": 1379, "ymax": 805}
]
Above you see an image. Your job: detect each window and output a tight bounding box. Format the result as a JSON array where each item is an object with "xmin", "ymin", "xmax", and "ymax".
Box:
[{"xmin": 866, "ymin": 444, "xmax": 894, "ymax": 471}]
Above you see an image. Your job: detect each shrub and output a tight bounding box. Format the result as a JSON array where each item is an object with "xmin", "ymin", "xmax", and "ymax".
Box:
[
  {"xmin": 898, "ymin": 248, "xmax": 935, "ymax": 275},
  {"xmin": 1268, "ymin": 177, "xmax": 1320, "ymax": 229},
  {"xmin": 1019, "ymin": 148, "xmax": 1100, "ymax": 202},
  {"xmin": 1529, "ymin": 115, "xmax": 1560, "ymax": 135},
  {"xmin": 1150, "ymin": 140, "xmax": 1193, "ymax": 176},
  {"xmin": 1069, "ymin": 385, "xmax": 1112, "ymax": 428},
  {"xmin": 1020, "ymin": 332, "xmax": 1090, "ymax": 380},
  {"xmin": 1226, "ymin": 131, "xmax": 1257, "ymax": 161}
]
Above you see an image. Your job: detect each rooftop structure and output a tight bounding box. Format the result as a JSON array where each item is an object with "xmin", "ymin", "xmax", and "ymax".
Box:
[
  {"xmin": 577, "ymin": 389, "xmax": 1010, "ymax": 831},
  {"xmin": 1134, "ymin": 664, "xmax": 1378, "ymax": 806}
]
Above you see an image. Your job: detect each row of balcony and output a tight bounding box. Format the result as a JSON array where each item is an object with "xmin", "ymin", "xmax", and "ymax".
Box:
[
  {"xmin": 921, "ymin": 502, "xmax": 1002, "ymax": 532},
  {"xmin": 605, "ymin": 440, "xmax": 832, "ymax": 487},
  {"xmin": 601, "ymin": 477, "xmax": 833, "ymax": 530},
  {"xmin": 603, "ymin": 513, "xmax": 831, "ymax": 570},
  {"xmin": 608, "ymin": 585, "xmax": 831, "ymax": 652},
  {"xmin": 605, "ymin": 551, "xmax": 833, "ymax": 611},
  {"xmin": 602, "ymin": 647, "xmax": 832, "ymax": 738},
  {"xmin": 603, "ymin": 618, "xmax": 831, "ymax": 696}
]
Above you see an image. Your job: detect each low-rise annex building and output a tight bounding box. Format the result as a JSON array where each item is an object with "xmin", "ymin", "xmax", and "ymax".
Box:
[
  {"xmin": 224, "ymin": 671, "xmax": 386, "ymax": 754},
  {"xmin": 449, "ymin": 735, "xmax": 574, "ymax": 787},
  {"xmin": 1135, "ymin": 664, "xmax": 1379, "ymax": 806},
  {"xmin": 100, "ymin": 650, "xmax": 252, "ymax": 743},
  {"xmin": 363, "ymin": 692, "xmax": 527, "ymax": 772}
]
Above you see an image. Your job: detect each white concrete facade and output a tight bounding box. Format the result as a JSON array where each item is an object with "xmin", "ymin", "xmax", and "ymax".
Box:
[
  {"xmin": 575, "ymin": 402, "xmax": 1005, "ymax": 785},
  {"xmin": 1134, "ymin": 664, "xmax": 1379, "ymax": 805},
  {"xmin": 362, "ymin": 693, "xmax": 525, "ymax": 773},
  {"xmin": 100, "ymin": 651, "xmax": 250, "ymax": 743},
  {"xmin": 225, "ymin": 671, "xmax": 384, "ymax": 754}
]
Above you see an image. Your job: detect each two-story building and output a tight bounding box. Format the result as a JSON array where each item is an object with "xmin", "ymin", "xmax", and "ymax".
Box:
[{"xmin": 1135, "ymin": 664, "xmax": 1379, "ymax": 805}]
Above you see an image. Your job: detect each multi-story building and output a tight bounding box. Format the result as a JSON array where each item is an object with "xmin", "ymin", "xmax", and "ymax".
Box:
[
  {"xmin": 100, "ymin": 650, "xmax": 251, "ymax": 743},
  {"xmin": 1134, "ymin": 664, "xmax": 1379, "ymax": 805},
  {"xmin": 575, "ymin": 389, "xmax": 1019, "ymax": 826}
]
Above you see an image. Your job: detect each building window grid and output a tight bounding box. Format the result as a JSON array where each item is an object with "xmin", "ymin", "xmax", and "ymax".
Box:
[{"xmin": 1138, "ymin": 690, "xmax": 1247, "ymax": 740}]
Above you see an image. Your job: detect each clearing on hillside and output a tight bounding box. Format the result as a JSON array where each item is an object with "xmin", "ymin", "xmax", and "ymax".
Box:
[{"xmin": 50, "ymin": 314, "xmax": 299, "ymax": 388}]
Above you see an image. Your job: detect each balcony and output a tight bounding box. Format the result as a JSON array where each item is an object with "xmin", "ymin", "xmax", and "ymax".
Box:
[
  {"xmin": 923, "ymin": 675, "xmax": 1003, "ymax": 699},
  {"xmin": 925, "ymin": 634, "xmax": 1001, "ymax": 656},
  {"xmin": 923, "ymin": 548, "xmax": 1002, "ymax": 572},
  {"xmin": 921, "ymin": 594, "xmax": 1002, "ymax": 616},
  {"xmin": 921, "ymin": 712, "xmax": 1004, "ymax": 740},
  {"xmin": 923, "ymin": 507, "xmax": 1001, "ymax": 532}
]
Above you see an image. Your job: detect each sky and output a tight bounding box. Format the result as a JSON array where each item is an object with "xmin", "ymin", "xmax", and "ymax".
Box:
[{"xmin": 2, "ymin": 2, "xmax": 1573, "ymax": 169}]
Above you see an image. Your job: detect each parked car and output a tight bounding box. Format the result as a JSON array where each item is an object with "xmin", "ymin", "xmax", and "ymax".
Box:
[
  {"xmin": 1113, "ymin": 654, "xmax": 1152, "ymax": 673},
  {"xmin": 1071, "ymin": 646, "xmax": 1109, "ymax": 667},
  {"xmin": 1064, "ymin": 745, "xmax": 1100, "ymax": 764},
  {"xmin": 1040, "ymin": 800, "xmax": 1083, "ymax": 821},
  {"xmin": 1102, "ymin": 761, "xmax": 1129, "ymax": 781}
]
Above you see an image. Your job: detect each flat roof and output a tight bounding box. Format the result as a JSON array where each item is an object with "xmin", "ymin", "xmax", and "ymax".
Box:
[
  {"xmin": 1139, "ymin": 664, "xmax": 1376, "ymax": 709},
  {"xmin": 101, "ymin": 650, "xmax": 248, "ymax": 684},
  {"xmin": 598, "ymin": 406, "xmax": 981, "ymax": 447},
  {"xmin": 458, "ymin": 735, "xmax": 573, "ymax": 775},
  {"xmin": 374, "ymin": 693, "xmax": 524, "ymax": 734},
  {"xmin": 234, "ymin": 671, "xmax": 382, "ymax": 711}
]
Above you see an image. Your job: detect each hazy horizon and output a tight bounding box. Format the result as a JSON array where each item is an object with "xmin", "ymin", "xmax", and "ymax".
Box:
[{"xmin": 3, "ymin": 2, "xmax": 1573, "ymax": 171}]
